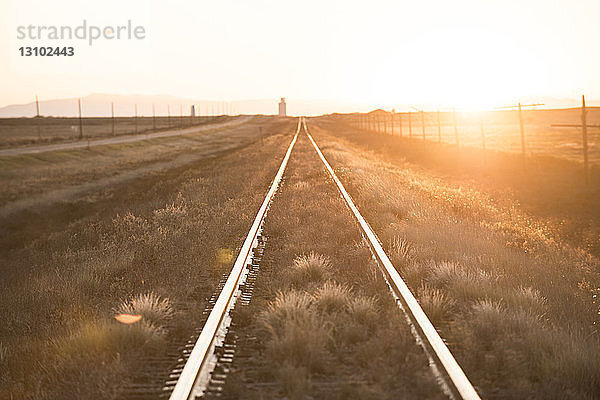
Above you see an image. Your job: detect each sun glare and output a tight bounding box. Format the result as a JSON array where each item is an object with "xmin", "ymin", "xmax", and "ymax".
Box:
[{"xmin": 370, "ymin": 28, "xmax": 550, "ymax": 111}]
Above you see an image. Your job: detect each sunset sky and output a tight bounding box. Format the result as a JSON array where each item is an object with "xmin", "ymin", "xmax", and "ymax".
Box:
[{"xmin": 1, "ymin": 0, "xmax": 599, "ymax": 112}]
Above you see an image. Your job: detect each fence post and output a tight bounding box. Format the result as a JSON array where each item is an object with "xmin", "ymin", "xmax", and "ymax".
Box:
[
  {"xmin": 111, "ymin": 102, "xmax": 116, "ymax": 136},
  {"xmin": 582, "ymin": 95, "xmax": 589, "ymax": 185},
  {"xmin": 398, "ymin": 113, "xmax": 402, "ymax": 136},
  {"xmin": 408, "ymin": 111, "xmax": 412, "ymax": 137},
  {"xmin": 481, "ymin": 117, "xmax": 486, "ymax": 165},
  {"xmin": 384, "ymin": 112, "xmax": 388, "ymax": 134},
  {"xmin": 453, "ymin": 108, "xmax": 459, "ymax": 146},
  {"xmin": 135, "ymin": 104, "xmax": 138, "ymax": 134},
  {"xmin": 518, "ymin": 102, "xmax": 526, "ymax": 157},
  {"xmin": 78, "ymin": 98, "xmax": 83, "ymax": 139},
  {"xmin": 437, "ymin": 110, "xmax": 441, "ymax": 142},
  {"xmin": 421, "ymin": 111, "xmax": 426, "ymax": 140},
  {"xmin": 35, "ymin": 95, "xmax": 41, "ymax": 140},
  {"xmin": 480, "ymin": 117, "xmax": 486, "ymax": 150}
]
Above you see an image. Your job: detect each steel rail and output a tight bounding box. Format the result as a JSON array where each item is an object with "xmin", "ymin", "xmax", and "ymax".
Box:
[
  {"xmin": 168, "ymin": 118, "xmax": 301, "ymax": 400},
  {"xmin": 302, "ymin": 117, "xmax": 481, "ymax": 400}
]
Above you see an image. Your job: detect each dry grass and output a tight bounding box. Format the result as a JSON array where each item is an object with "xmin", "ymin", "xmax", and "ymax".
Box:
[
  {"xmin": 0, "ymin": 115, "xmax": 223, "ymax": 148},
  {"xmin": 346, "ymin": 296, "xmax": 379, "ymax": 331},
  {"xmin": 309, "ymin": 121, "xmax": 600, "ymax": 398},
  {"xmin": 416, "ymin": 285, "xmax": 456, "ymax": 325},
  {"xmin": 0, "ymin": 118, "xmax": 296, "ymax": 399},
  {"xmin": 225, "ymin": 132, "xmax": 441, "ymax": 399},
  {"xmin": 115, "ymin": 292, "xmax": 174, "ymax": 327},
  {"xmin": 313, "ymin": 281, "xmax": 352, "ymax": 313},
  {"xmin": 260, "ymin": 291, "xmax": 331, "ymax": 373},
  {"xmin": 287, "ymin": 252, "xmax": 331, "ymax": 287}
]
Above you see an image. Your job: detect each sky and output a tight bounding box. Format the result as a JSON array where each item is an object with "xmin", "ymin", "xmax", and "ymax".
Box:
[{"xmin": 1, "ymin": 0, "xmax": 599, "ymax": 112}]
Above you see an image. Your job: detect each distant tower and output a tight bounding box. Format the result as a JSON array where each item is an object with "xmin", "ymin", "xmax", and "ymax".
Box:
[
  {"xmin": 278, "ymin": 98, "xmax": 286, "ymax": 117},
  {"xmin": 190, "ymin": 105, "xmax": 195, "ymax": 117}
]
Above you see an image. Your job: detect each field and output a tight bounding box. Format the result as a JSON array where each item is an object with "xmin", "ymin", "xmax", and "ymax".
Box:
[
  {"xmin": 1, "ymin": 114, "xmax": 599, "ymax": 399},
  {"xmin": 0, "ymin": 115, "xmax": 230, "ymax": 148}
]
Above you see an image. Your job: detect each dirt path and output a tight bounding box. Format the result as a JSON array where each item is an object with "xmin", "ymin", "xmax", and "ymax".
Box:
[
  {"xmin": 0, "ymin": 116, "xmax": 252, "ymax": 157},
  {"xmin": 0, "ymin": 117, "xmax": 273, "ymax": 218}
]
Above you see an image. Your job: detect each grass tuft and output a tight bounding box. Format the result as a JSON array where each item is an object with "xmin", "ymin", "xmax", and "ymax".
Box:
[
  {"xmin": 275, "ymin": 363, "xmax": 311, "ymax": 400},
  {"xmin": 346, "ymin": 296, "xmax": 380, "ymax": 331},
  {"xmin": 417, "ymin": 285, "xmax": 456, "ymax": 325},
  {"xmin": 503, "ymin": 286, "xmax": 547, "ymax": 316},
  {"xmin": 260, "ymin": 291, "xmax": 314, "ymax": 334},
  {"xmin": 313, "ymin": 281, "xmax": 352, "ymax": 313},
  {"xmin": 390, "ymin": 236, "xmax": 414, "ymax": 266},
  {"xmin": 116, "ymin": 292, "xmax": 174, "ymax": 328},
  {"xmin": 261, "ymin": 291, "xmax": 331, "ymax": 372},
  {"xmin": 52, "ymin": 320, "xmax": 165, "ymax": 363},
  {"xmin": 288, "ymin": 252, "xmax": 330, "ymax": 286}
]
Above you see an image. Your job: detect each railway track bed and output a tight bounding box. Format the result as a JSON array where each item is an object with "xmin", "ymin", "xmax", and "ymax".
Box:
[{"xmin": 161, "ymin": 118, "xmax": 481, "ymax": 400}]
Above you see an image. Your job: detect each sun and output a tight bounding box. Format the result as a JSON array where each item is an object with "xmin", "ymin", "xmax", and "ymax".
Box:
[{"xmin": 367, "ymin": 28, "xmax": 550, "ymax": 111}]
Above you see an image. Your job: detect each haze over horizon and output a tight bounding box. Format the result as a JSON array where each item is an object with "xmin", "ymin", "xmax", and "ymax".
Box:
[
  {"xmin": 1, "ymin": 92, "xmax": 599, "ymax": 118},
  {"xmin": 2, "ymin": 0, "xmax": 600, "ymax": 112}
]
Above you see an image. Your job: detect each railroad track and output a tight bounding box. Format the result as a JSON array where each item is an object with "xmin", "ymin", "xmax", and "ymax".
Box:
[{"xmin": 162, "ymin": 117, "xmax": 481, "ymax": 400}]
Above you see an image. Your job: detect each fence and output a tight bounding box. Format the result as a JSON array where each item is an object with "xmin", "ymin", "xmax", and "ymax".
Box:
[
  {"xmin": 345, "ymin": 98, "xmax": 599, "ymax": 184},
  {"xmin": 0, "ymin": 97, "xmax": 235, "ymax": 147}
]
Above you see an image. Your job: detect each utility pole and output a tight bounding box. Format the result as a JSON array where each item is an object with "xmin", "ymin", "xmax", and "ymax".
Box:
[{"xmin": 408, "ymin": 111, "xmax": 412, "ymax": 137}]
